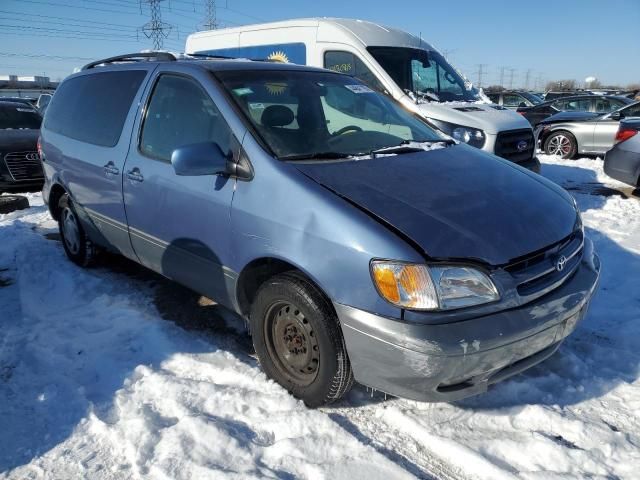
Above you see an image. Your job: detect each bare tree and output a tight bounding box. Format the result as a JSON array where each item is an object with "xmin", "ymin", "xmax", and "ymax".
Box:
[{"xmin": 545, "ymin": 79, "xmax": 577, "ymax": 91}]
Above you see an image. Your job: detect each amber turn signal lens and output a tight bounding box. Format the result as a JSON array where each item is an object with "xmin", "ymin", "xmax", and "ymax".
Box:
[
  {"xmin": 371, "ymin": 264, "xmax": 401, "ymax": 303},
  {"xmin": 370, "ymin": 262, "xmax": 439, "ymax": 309}
]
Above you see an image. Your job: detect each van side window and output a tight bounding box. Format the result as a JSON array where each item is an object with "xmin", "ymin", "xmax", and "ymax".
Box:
[
  {"xmin": 44, "ymin": 70, "xmax": 146, "ymax": 147},
  {"xmin": 140, "ymin": 74, "xmax": 233, "ymax": 162},
  {"xmin": 324, "ymin": 51, "xmax": 384, "ymax": 92}
]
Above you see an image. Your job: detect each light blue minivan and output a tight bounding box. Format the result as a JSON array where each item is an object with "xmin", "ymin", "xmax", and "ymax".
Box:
[{"xmin": 40, "ymin": 53, "xmax": 599, "ymax": 407}]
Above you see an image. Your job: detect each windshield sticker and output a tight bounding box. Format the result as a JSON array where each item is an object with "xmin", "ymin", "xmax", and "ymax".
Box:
[
  {"xmin": 233, "ymin": 87, "xmax": 253, "ymax": 96},
  {"xmin": 345, "ymin": 84, "xmax": 373, "ymax": 94},
  {"xmin": 248, "ymin": 103, "xmax": 265, "ymax": 110}
]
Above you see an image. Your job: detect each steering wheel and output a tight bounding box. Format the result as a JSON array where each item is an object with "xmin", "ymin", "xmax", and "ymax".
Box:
[{"xmin": 332, "ymin": 125, "xmax": 363, "ymax": 136}]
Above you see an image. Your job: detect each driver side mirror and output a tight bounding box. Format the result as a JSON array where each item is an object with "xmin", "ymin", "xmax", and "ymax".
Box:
[
  {"xmin": 609, "ymin": 111, "xmax": 623, "ymax": 121},
  {"xmin": 171, "ymin": 142, "xmax": 231, "ymax": 177},
  {"xmin": 518, "ymin": 102, "xmax": 527, "ymax": 108}
]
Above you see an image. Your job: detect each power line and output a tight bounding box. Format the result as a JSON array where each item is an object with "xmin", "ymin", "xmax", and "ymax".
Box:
[{"xmin": 0, "ymin": 52, "xmax": 94, "ymax": 61}]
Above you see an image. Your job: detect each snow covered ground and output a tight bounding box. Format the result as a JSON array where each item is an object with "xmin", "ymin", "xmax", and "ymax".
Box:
[{"xmin": 1, "ymin": 155, "xmax": 639, "ymax": 479}]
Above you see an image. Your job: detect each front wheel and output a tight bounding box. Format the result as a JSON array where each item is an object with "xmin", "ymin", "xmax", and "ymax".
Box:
[
  {"xmin": 544, "ymin": 131, "xmax": 577, "ymax": 159},
  {"xmin": 250, "ymin": 272, "xmax": 353, "ymax": 407},
  {"xmin": 58, "ymin": 194, "xmax": 98, "ymax": 267}
]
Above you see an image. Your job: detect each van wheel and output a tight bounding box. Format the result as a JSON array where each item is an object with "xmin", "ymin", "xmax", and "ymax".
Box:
[
  {"xmin": 58, "ymin": 194, "xmax": 97, "ymax": 267},
  {"xmin": 250, "ymin": 272, "xmax": 353, "ymax": 407},
  {"xmin": 544, "ymin": 131, "xmax": 577, "ymax": 159}
]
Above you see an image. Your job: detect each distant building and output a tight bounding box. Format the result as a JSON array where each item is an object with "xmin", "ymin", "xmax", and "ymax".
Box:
[{"xmin": 0, "ymin": 74, "xmax": 58, "ymax": 99}]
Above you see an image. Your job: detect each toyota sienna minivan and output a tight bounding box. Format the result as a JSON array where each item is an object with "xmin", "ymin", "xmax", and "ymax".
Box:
[{"xmin": 40, "ymin": 52, "xmax": 600, "ymax": 407}]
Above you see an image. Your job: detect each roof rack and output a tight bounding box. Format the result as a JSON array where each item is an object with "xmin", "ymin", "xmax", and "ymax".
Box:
[{"xmin": 82, "ymin": 52, "xmax": 176, "ymax": 70}]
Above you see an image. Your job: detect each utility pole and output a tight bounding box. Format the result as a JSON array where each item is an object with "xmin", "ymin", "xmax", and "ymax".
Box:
[
  {"xmin": 499, "ymin": 66, "xmax": 506, "ymax": 88},
  {"xmin": 524, "ymin": 69, "xmax": 532, "ymax": 90},
  {"xmin": 508, "ymin": 68, "xmax": 517, "ymax": 89},
  {"xmin": 441, "ymin": 49, "xmax": 456, "ymax": 61},
  {"xmin": 140, "ymin": 0, "xmax": 172, "ymax": 50},
  {"xmin": 474, "ymin": 63, "xmax": 488, "ymax": 88},
  {"xmin": 202, "ymin": 0, "xmax": 218, "ymax": 30}
]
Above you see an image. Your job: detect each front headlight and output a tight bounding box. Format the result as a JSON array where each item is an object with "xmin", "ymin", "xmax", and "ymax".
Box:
[
  {"xmin": 429, "ymin": 119, "xmax": 486, "ymax": 148},
  {"xmin": 371, "ymin": 261, "xmax": 499, "ymax": 311}
]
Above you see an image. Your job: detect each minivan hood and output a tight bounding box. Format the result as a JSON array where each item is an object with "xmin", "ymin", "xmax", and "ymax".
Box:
[
  {"xmin": 416, "ymin": 101, "xmax": 531, "ymax": 134},
  {"xmin": 295, "ymin": 145, "xmax": 577, "ymax": 266}
]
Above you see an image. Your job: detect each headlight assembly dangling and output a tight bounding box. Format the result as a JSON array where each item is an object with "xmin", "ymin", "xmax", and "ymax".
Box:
[{"xmin": 371, "ymin": 260, "xmax": 499, "ymax": 310}]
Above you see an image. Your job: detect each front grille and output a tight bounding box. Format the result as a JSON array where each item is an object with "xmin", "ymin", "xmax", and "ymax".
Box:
[
  {"xmin": 506, "ymin": 230, "xmax": 584, "ymax": 299},
  {"xmin": 3, "ymin": 151, "xmax": 43, "ymax": 181},
  {"xmin": 495, "ymin": 128, "xmax": 535, "ymax": 163}
]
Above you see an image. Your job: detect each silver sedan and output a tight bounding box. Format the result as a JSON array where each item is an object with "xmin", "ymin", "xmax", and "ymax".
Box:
[{"xmin": 536, "ymin": 101, "xmax": 640, "ymax": 158}]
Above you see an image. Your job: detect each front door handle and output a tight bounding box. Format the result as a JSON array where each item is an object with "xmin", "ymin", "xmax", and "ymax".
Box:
[
  {"xmin": 126, "ymin": 167, "xmax": 144, "ymax": 183},
  {"xmin": 103, "ymin": 161, "xmax": 119, "ymax": 176}
]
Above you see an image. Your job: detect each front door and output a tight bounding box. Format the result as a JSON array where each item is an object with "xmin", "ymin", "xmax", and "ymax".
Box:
[{"xmin": 122, "ymin": 69, "xmax": 238, "ymax": 307}]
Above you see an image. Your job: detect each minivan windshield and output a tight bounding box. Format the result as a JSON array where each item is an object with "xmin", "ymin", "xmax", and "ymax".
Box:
[
  {"xmin": 367, "ymin": 47, "xmax": 480, "ymax": 103},
  {"xmin": 0, "ymin": 103, "xmax": 42, "ymax": 129},
  {"xmin": 217, "ymin": 70, "xmax": 445, "ymax": 159}
]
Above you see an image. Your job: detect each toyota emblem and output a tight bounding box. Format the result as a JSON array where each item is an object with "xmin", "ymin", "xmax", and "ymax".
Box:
[
  {"xmin": 517, "ymin": 140, "xmax": 528, "ymax": 152},
  {"xmin": 26, "ymin": 152, "xmax": 40, "ymax": 161},
  {"xmin": 556, "ymin": 255, "xmax": 568, "ymax": 272}
]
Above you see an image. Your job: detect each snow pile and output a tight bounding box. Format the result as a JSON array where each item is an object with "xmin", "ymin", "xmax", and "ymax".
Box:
[
  {"xmin": 0, "ymin": 196, "xmax": 411, "ymax": 479},
  {"xmin": 1, "ymin": 154, "xmax": 639, "ymax": 479}
]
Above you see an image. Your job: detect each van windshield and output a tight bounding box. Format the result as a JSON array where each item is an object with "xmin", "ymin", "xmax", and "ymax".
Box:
[
  {"xmin": 367, "ymin": 47, "xmax": 481, "ymax": 103},
  {"xmin": 216, "ymin": 70, "xmax": 445, "ymax": 160}
]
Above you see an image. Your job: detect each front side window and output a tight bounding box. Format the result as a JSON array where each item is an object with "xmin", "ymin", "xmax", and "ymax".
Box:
[
  {"xmin": 503, "ymin": 94, "xmax": 525, "ymax": 107},
  {"xmin": 324, "ymin": 51, "xmax": 384, "ymax": 92},
  {"xmin": 217, "ymin": 70, "xmax": 443, "ymax": 159},
  {"xmin": 368, "ymin": 47, "xmax": 480, "ymax": 103},
  {"xmin": 140, "ymin": 74, "xmax": 233, "ymax": 162}
]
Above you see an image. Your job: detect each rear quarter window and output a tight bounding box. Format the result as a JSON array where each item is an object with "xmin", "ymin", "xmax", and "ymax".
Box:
[{"xmin": 44, "ymin": 70, "xmax": 146, "ymax": 147}]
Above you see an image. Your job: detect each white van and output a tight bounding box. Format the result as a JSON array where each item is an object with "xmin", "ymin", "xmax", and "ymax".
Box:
[{"xmin": 186, "ymin": 18, "xmax": 539, "ymax": 170}]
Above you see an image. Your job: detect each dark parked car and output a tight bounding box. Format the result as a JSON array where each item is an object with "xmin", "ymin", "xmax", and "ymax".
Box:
[
  {"xmin": 0, "ymin": 96, "xmax": 37, "ymax": 107},
  {"xmin": 0, "ymin": 101, "xmax": 44, "ymax": 194},
  {"xmin": 486, "ymin": 90, "xmax": 543, "ymax": 109},
  {"xmin": 41, "ymin": 52, "xmax": 599, "ymax": 406},
  {"xmin": 604, "ymin": 119, "xmax": 640, "ymax": 186},
  {"xmin": 518, "ymin": 95, "xmax": 633, "ymax": 127},
  {"xmin": 543, "ymin": 91, "xmax": 592, "ymax": 101},
  {"xmin": 536, "ymin": 101, "xmax": 640, "ymax": 158}
]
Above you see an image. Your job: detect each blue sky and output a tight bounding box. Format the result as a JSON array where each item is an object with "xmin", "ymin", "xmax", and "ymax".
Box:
[{"xmin": 1, "ymin": 0, "xmax": 638, "ymax": 87}]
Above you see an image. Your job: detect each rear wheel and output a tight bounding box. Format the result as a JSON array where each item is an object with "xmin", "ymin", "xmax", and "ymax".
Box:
[
  {"xmin": 250, "ymin": 272, "xmax": 353, "ymax": 407},
  {"xmin": 58, "ymin": 194, "xmax": 97, "ymax": 267},
  {"xmin": 544, "ymin": 131, "xmax": 577, "ymax": 159}
]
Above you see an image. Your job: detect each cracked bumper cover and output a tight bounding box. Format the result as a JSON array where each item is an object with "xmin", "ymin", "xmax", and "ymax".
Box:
[{"xmin": 335, "ymin": 237, "xmax": 600, "ymax": 402}]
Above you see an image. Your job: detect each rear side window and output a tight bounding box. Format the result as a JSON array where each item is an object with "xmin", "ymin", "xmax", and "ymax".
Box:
[
  {"xmin": 45, "ymin": 70, "xmax": 145, "ymax": 147},
  {"xmin": 0, "ymin": 104, "xmax": 41, "ymax": 129},
  {"xmin": 140, "ymin": 74, "xmax": 233, "ymax": 162}
]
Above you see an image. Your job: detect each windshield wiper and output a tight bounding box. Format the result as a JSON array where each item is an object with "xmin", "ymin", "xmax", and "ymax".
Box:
[
  {"xmin": 370, "ymin": 139, "xmax": 454, "ymax": 158},
  {"xmin": 280, "ymin": 151, "xmax": 355, "ymax": 161}
]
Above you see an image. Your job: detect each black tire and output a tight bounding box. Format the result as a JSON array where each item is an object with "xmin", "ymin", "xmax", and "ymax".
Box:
[
  {"xmin": 250, "ymin": 272, "xmax": 354, "ymax": 407},
  {"xmin": 0, "ymin": 195, "xmax": 29, "ymax": 214},
  {"xmin": 58, "ymin": 194, "xmax": 98, "ymax": 267},
  {"xmin": 544, "ymin": 130, "xmax": 578, "ymax": 159}
]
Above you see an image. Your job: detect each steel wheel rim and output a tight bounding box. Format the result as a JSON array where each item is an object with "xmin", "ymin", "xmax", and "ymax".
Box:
[
  {"xmin": 264, "ymin": 301, "xmax": 320, "ymax": 386},
  {"xmin": 548, "ymin": 134, "xmax": 572, "ymax": 156},
  {"xmin": 62, "ymin": 207, "xmax": 81, "ymax": 255}
]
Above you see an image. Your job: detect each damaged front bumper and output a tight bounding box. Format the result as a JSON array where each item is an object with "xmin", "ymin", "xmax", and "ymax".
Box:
[{"xmin": 335, "ymin": 237, "xmax": 600, "ymax": 402}]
